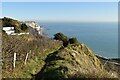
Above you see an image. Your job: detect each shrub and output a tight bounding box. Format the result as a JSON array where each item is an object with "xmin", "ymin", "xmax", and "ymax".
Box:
[
  {"xmin": 54, "ymin": 33, "xmax": 67, "ymax": 41},
  {"xmin": 20, "ymin": 23, "xmax": 28, "ymax": 31},
  {"xmin": 69, "ymin": 38, "xmax": 79, "ymax": 44},
  {"xmin": 54, "ymin": 33, "xmax": 69, "ymax": 47}
]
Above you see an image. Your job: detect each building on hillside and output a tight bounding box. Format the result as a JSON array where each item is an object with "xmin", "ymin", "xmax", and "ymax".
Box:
[
  {"xmin": 3, "ymin": 27, "xmax": 15, "ymax": 35},
  {"xmin": 25, "ymin": 21, "xmax": 44, "ymax": 35}
]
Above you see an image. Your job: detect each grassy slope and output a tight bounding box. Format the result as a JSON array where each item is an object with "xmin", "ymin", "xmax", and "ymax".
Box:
[
  {"xmin": 1, "ymin": 17, "xmax": 63, "ymax": 78},
  {"xmin": 7, "ymin": 45, "xmax": 62, "ymax": 78},
  {"xmin": 3, "ymin": 32, "xmax": 119, "ymax": 79},
  {"xmin": 35, "ymin": 44, "xmax": 118, "ymax": 79},
  {"xmin": 2, "ymin": 32, "xmax": 62, "ymax": 78}
]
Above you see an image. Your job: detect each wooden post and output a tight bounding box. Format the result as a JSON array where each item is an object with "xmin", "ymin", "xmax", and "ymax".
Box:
[
  {"xmin": 24, "ymin": 50, "xmax": 31, "ymax": 65},
  {"xmin": 13, "ymin": 53, "xmax": 16, "ymax": 68}
]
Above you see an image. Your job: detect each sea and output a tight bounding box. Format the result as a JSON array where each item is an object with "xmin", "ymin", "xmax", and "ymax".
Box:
[{"xmin": 38, "ymin": 22, "xmax": 118, "ymax": 58}]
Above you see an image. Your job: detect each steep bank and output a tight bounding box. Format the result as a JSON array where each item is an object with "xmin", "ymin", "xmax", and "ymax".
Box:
[{"xmin": 34, "ymin": 43, "xmax": 118, "ymax": 79}]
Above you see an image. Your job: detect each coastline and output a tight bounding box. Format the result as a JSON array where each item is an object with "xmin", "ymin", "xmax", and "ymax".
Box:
[
  {"xmin": 96, "ymin": 54, "xmax": 120, "ymax": 75},
  {"xmin": 96, "ymin": 54, "xmax": 120, "ymax": 64}
]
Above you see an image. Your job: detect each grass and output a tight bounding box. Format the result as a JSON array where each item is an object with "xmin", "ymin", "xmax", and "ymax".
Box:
[
  {"xmin": 3, "ymin": 32, "xmax": 119, "ymax": 79},
  {"xmin": 3, "ymin": 45, "xmax": 62, "ymax": 78},
  {"xmin": 2, "ymin": 31, "xmax": 63, "ymax": 78},
  {"xmin": 37, "ymin": 44, "xmax": 119, "ymax": 79}
]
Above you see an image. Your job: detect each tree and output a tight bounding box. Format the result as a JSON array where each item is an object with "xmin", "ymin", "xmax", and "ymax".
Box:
[
  {"xmin": 20, "ymin": 23, "xmax": 28, "ymax": 31},
  {"xmin": 54, "ymin": 33, "xmax": 69, "ymax": 47}
]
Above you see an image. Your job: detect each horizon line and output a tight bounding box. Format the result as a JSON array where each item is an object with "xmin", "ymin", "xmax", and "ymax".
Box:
[{"xmin": 0, "ymin": 16, "xmax": 118, "ymax": 23}]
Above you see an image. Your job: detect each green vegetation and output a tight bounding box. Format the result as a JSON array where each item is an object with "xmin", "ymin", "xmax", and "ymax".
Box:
[
  {"xmin": 33, "ymin": 33, "xmax": 119, "ymax": 79},
  {"xmin": 20, "ymin": 23, "xmax": 28, "ymax": 31},
  {"xmin": 1, "ymin": 17, "xmax": 28, "ymax": 33},
  {"xmin": 2, "ymin": 31, "xmax": 62, "ymax": 78},
  {"xmin": 54, "ymin": 33, "xmax": 80, "ymax": 47},
  {"xmin": 69, "ymin": 37, "xmax": 79, "ymax": 44},
  {"xmin": 2, "ymin": 18, "xmax": 119, "ymax": 79},
  {"xmin": 2, "ymin": 17, "xmax": 20, "ymax": 27},
  {"xmin": 54, "ymin": 32, "xmax": 69, "ymax": 46},
  {"xmin": 35, "ymin": 44, "xmax": 118, "ymax": 79}
]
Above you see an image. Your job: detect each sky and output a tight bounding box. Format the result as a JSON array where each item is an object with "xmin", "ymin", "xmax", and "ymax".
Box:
[
  {"xmin": 1, "ymin": 2, "xmax": 118, "ymax": 22},
  {"xmin": 1, "ymin": 0, "xmax": 119, "ymax": 2}
]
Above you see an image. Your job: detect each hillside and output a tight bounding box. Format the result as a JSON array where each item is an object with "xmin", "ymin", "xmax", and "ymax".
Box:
[
  {"xmin": 1, "ymin": 17, "xmax": 28, "ymax": 33},
  {"xmin": 2, "ymin": 31, "xmax": 119, "ymax": 79},
  {"xmin": 2, "ymin": 18, "xmax": 119, "ymax": 79},
  {"xmin": 34, "ymin": 43, "xmax": 118, "ymax": 79},
  {"xmin": 2, "ymin": 27, "xmax": 62, "ymax": 78}
]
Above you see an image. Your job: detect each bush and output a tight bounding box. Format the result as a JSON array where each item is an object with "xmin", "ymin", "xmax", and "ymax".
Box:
[
  {"xmin": 20, "ymin": 23, "xmax": 28, "ymax": 31},
  {"xmin": 54, "ymin": 33, "xmax": 69, "ymax": 47},
  {"xmin": 54, "ymin": 33, "xmax": 67, "ymax": 41},
  {"xmin": 69, "ymin": 38, "xmax": 79, "ymax": 44},
  {"xmin": 2, "ymin": 17, "xmax": 20, "ymax": 27},
  {"xmin": 54, "ymin": 33, "xmax": 80, "ymax": 46}
]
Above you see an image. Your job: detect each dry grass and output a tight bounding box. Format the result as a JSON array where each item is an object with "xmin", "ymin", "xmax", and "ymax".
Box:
[
  {"xmin": 37, "ymin": 44, "xmax": 119, "ymax": 79},
  {"xmin": 2, "ymin": 32, "xmax": 62, "ymax": 78}
]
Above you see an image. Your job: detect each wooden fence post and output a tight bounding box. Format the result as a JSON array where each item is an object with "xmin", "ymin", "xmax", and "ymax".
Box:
[
  {"xmin": 24, "ymin": 50, "xmax": 31, "ymax": 65},
  {"xmin": 13, "ymin": 53, "xmax": 16, "ymax": 68}
]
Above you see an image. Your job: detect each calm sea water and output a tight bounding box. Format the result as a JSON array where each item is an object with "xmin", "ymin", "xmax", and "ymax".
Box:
[{"xmin": 38, "ymin": 22, "xmax": 118, "ymax": 58}]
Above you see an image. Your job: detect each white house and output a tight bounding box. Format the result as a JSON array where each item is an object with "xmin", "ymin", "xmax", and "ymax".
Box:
[
  {"xmin": 25, "ymin": 21, "xmax": 44, "ymax": 35},
  {"xmin": 3, "ymin": 27, "xmax": 15, "ymax": 35}
]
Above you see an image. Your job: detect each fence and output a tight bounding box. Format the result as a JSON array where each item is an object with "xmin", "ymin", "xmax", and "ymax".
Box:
[{"xmin": 13, "ymin": 50, "xmax": 31, "ymax": 68}]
